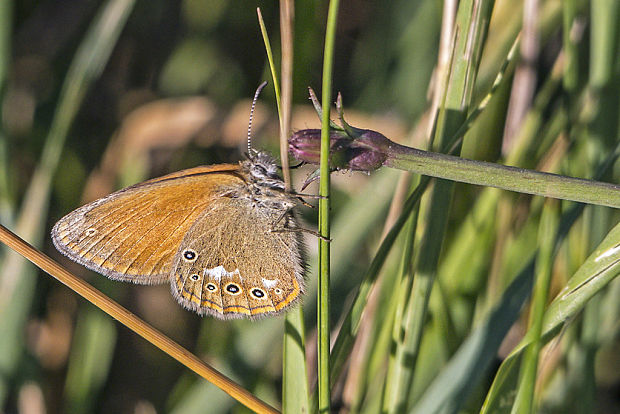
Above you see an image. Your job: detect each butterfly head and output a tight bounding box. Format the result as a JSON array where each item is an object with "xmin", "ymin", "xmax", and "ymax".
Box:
[{"xmin": 243, "ymin": 150, "xmax": 285, "ymax": 192}]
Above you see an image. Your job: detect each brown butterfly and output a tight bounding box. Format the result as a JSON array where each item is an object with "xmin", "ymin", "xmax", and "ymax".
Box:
[{"xmin": 52, "ymin": 84, "xmax": 306, "ymax": 319}]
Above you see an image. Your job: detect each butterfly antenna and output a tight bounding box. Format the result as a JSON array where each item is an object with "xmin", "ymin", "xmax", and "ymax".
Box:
[{"xmin": 247, "ymin": 81, "xmax": 268, "ymax": 158}]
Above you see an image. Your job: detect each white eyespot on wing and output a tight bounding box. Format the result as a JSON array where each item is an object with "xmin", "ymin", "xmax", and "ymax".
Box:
[
  {"xmin": 85, "ymin": 228, "xmax": 97, "ymax": 236},
  {"xmin": 262, "ymin": 278, "xmax": 278, "ymax": 289},
  {"xmin": 182, "ymin": 249, "xmax": 198, "ymax": 262}
]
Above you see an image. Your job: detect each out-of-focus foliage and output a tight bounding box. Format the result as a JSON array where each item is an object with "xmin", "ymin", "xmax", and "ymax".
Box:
[{"xmin": 1, "ymin": 0, "xmax": 619, "ymax": 413}]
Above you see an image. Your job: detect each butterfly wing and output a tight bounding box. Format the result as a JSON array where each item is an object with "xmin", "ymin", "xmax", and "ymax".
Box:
[
  {"xmin": 51, "ymin": 165, "xmax": 242, "ymax": 284},
  {"xmin": 170, "ymin": 196, "xmax": 304, "ymax": 319}
]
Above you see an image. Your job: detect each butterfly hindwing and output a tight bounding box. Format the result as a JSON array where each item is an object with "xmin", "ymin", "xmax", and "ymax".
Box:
[{"xmin": 171, "ymin": 196, "xmax": 304, "ymax": 319}]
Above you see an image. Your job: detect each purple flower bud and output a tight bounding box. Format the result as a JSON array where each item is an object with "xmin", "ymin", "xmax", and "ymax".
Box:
[{"xmin": 288, "ymin": 128, "xmax": 390, "ymax": 172}]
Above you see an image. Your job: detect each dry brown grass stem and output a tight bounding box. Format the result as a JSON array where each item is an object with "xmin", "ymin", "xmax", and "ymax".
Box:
[{"xmin": 0, "ymin": 224, "xmax": 280, "ymax": 414}]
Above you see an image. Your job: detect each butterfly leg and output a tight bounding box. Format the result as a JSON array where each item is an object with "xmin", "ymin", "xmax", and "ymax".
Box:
[
  {"xmin": 269, "ymin": 208, "xmax": 331, "ymax": 241},
  {"xmin": 292, "ymin": 192, "xmax": 327, "ymax": 199},
  {"xmin": 270, "ymin": 226, "xmax": 331, "ymax": 242}
]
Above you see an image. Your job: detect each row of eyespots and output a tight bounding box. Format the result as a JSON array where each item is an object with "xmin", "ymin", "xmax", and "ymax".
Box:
[
  {"xmin": 187, "ymin": 276, "xmax": 284, "ymax": 299},
  {"xmin": 182, "ymin": 249, "xmax": 286, "ymax": 299}
]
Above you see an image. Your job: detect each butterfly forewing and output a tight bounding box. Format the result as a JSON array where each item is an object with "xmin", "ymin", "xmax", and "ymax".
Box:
[{"xmin": 52, "ymin": 165, "xmax": 242, "ymax": 284}]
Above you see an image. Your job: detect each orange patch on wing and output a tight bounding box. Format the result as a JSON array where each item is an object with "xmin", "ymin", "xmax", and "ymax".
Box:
[
  {"xmin": 222, "ymin": 305, "xmax": 251, "ymax": 315},
  {"xmin": 274, "ymin": 278, "xmax": 301, "ymax": 312},
  {"xmin": 201, "ymin": 300, "xmax": 224, "ymax": 313},
  {"xmin": 249, "ymin": 304, "xmax": 277, "ymax": 316}
]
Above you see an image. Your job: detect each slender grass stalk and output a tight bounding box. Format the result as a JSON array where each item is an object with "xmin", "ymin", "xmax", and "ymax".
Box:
[
  {"xmin": 411, "ymin": 258, "xmax": 536, "ymax": 414},
  {"xmin": 384, "ymin": 144, "xmax": 620, "ymax": 208},
  {"xmin": 317, "ymin": 1, "xmax": 340, "ymax": 411},
  {"xmin": 279, "ymin": 0, "xmax": 293, "ymax": 187},
  {"xmin": 258, "ymin": 4, "xmax": 310, "ymax": 412},
  {"xmin": 562, "ymin": 0, "xmax": 578, "ymax": 91},
  {"xmin": 381, "ymin": 212, "xmax": 418, "ymax": 411},
  {"xmin": 63, "ymin": 308, "xmax": 116, "ymax": 414},
  {"xmin": 511, "ymin": 201, "xmax": 559, "ymax": 414},
  {"xmin": 393, "ymin": 2, "xmax": 494, "ymax": 409},
  {"xmin": 257, "ymin": 8, "xmax": 281, "ymax": 118},
  {"xmin": 590, "ymin": 0, "xmax": 619, "ymax": 88},
  {"xmin": 482, "ymin": 213, "xmax": 620, "ymax": 413},
  {"xmin": 282, "ymin": 306, "xmax": 308, "ymax": 413},
  {"xmin": 0, "ymin": 224, "xmax": 279, "ymax": 414}
]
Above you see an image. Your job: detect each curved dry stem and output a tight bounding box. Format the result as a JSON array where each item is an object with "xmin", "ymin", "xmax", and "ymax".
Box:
[{"xmin": 0, "ymin": 224, "xmax": 279, "ymax": 414}]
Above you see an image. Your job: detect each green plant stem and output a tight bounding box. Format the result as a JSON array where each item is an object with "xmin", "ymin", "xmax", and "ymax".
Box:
[
  {"xmin": 395, "ymin": 2, "xmax": 494, "ymax": 409},
  {"xmin": 511, "ymin": 201, "xmax": 558, "ymax": 414},
  {"xmin": 562, "ymin": 0, "xmax": 578, "ymax": 91},
  {"xmin": 328, "ymin": 179, "xmax": 428, "ymax": 389},
  {"xmin": 384, "ymin": 144, "xmax": 620, "ymax": 208},
  {"xmin": 381, "ymin": 211, "xmax": 418, "ymax": 412},
  {"xmin": 318, "ymin": 0, "xmax": 339, "ymax": 412},
  {"xmin": 257, "ymin": 8, "xmax": 281, "ymax": 118},
  {"xmin": 259, "ymin": 5, "xmax": 310, "ymax": 411}
]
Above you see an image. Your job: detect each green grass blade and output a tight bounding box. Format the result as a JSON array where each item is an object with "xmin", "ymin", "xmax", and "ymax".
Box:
[
  {"xmin": 589, "ymin": 0, "xmax": 620, "ymax": 89},
  {"xmin": 410, "ymin": 258, "xmax": 535, "ymax": 414},
  {"xmin": 308, "ymin": 175, "xmax": 429, "ymax": 413},
  {"xmin": 390, "ymin": 2, "xmax": 495, "ymax": 411},
  {"xmin": 511, "ymin": 201, "xmax": 559, "ymax": 414},
  {"xmin": 282, "ymin": 306, "xmax": 309, "ymax": 414},
  {"xmin": 63, "ymin": 307, "xmax": 117, "ymax": 414},
  {"xmin": 381, "ymin": 207, "xmax": 419, "ymax": 412},
  {"xmin": 482, "ymin": 217, "xmax": 620, "ymax": 413},
  {"xmin": 258, "ymin": 7, "xmax": 310, "ymax": 411},
  {"xmin": 257, "ymin": 7, "xmax": 281, "ymax": 118},
  {"xmin": 317, "ymin": 0, "xmax": 340, "ymax": 411}
]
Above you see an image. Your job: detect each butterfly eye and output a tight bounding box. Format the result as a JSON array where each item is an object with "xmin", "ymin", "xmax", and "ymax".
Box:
[
  {"xmin": 251, "ymin": 288, "xmax": 266, "ymax": 299},
  {"xmin": 189, "ymin": 274, "xmax": 200, "ymax": 281},
  {"xmin": 256, "ymin": 165, "xmax": 267, "ymax": 175},
  {"xmin": 206, "ymin": 283, "xmax": 218, "ymax": 292},
  {"xmin": 182, "ymin": 249, "xmax": 197, "ymax": 262},
  {"xmin": 225, "ymin": 283, "xmax": 241, "ymax": 295}
]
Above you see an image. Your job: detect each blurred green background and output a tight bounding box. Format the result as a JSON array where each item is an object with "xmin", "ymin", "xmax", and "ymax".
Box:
[{"xmin": 1, "ymin": 0, "xmax": 619, "ymax": 413}]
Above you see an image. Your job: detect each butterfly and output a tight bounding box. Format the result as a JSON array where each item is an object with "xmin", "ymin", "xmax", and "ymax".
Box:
[
  {"xmin": 51, "ymin": 150, "xmax": 305, "ymax": 319},
  {"xmin": 51, "ymin": 83, "xmax": 306, "ymax": 319}
]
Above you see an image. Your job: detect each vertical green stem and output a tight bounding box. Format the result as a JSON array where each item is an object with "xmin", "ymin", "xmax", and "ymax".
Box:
[
  {"xmin": 318, "ymin": 0, "xmax": 339, "ymax": 412},
  {"xmin": 511, "ymin": 201, "xmax": 559, "ymax": 413}
]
